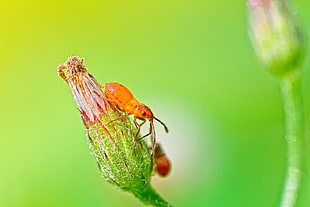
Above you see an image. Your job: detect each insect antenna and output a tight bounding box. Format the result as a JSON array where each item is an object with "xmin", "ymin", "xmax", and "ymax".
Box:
[{"xmin": 154, "ymin": 117, "xmax": 169, "ymax": 133}]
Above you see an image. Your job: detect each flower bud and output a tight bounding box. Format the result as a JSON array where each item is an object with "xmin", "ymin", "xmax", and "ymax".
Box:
[
  {"xmin": 58, "ymin": 56, "xmax": 171, "ymax": 206},
  {"xmin": 247, "ymin": 0, "xmax": 305, "ymax": 77}
]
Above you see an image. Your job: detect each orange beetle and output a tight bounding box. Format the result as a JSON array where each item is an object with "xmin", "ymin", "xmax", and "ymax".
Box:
[
  {"xmin": 104, "ymin": 82, "xmax": 168, "ymax": 150},
  {"xmin": 154, "ymin": 144, "xmax": 171, "ymax": 176}
]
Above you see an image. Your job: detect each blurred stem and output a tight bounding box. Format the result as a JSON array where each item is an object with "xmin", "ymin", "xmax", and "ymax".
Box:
[{"xmin": 280, "ymin": 71, "xmax": 304, "ymax": 207}]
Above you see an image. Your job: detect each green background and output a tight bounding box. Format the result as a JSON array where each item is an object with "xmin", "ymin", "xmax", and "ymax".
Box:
[{"xmin": 1, "ymin": 0, "xmax": 309, "ymax": 206}]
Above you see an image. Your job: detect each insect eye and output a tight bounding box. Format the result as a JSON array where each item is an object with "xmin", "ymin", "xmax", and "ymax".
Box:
[{"xmin": 142, "ymin": 111, "xmax": 146, "ymax": 116}]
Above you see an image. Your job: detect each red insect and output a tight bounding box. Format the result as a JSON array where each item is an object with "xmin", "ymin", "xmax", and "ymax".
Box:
[
  {"xmin": 154, "ymin": 144, "xmax": 171, "ymax": 176},
  {"xmin": 104, "ymin": 82, "xmax": 168, "ymax": 151}
]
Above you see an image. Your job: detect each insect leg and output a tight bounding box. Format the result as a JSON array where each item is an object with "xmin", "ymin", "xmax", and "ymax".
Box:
[
  {"xmin": 133, "ymin": 117, "xmax": 139, "ymax": 146},
  {"xmin": 106, "ymin": 113, "xmax": 129, "ymax": 125},
  {"xmin": 136, "ymin": 120, "xmax": 153, "ymax": 141},
  {"xmin": 136, "ymin": 119, "xmax": 156, "ymax": 155},
  {"xmin": 150, "ymin": 121, "xmax": 156, "ymax": 156},
  {"xmin": 134, "ymin": 118, "xmax": 146, "ymax": 138},
  {"xmin": 133, "ymin": 117, "xmax": 147, "ymax": 146}
]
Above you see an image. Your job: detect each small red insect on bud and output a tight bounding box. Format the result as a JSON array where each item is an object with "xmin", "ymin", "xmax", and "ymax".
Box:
[
  {"xmin": 154, "ymin": 144, "xmax": 171, "ymax": 177},
  {"xmin": 57, "ymin": 56, "xmax": 172, "ymax": 206},
  {"xmin": 104, "ymin": 82, "xmax": 169, "ymax": 153}
]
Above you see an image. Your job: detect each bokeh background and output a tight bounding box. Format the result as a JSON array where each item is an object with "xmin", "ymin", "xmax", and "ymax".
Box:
[{"xmin": 1, "ymin": 0, "xmax": 310, "ymax": 206}]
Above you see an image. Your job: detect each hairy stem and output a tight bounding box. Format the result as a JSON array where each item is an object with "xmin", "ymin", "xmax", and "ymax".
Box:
[
  {"xmin": 133, "ymin": 186, "xmax": 171, "ymax": 207},
  {"xmin": 280, "ymin": 72, "xmax": 304, "ymax": 207}
]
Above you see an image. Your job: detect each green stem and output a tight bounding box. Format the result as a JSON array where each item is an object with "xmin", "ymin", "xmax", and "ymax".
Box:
[
  {"xmin": 280, "ymin": 72, "xmax": 304, "ymax": 207},
  {"xmin": 133, "ymin": 186, "xmax": 172, "ymax": 207}
]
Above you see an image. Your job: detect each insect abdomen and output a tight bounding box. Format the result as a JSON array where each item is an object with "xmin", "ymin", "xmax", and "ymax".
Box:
[{"xmin": 105, "ymin": 82, "xmax": 138, "ymax": 112}]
